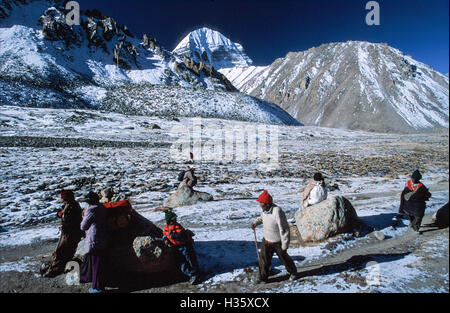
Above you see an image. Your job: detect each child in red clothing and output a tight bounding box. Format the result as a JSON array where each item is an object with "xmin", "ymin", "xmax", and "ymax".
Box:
[{"xmin": 163, "ymin": 210, "xmax": 201, "ymax": 285}]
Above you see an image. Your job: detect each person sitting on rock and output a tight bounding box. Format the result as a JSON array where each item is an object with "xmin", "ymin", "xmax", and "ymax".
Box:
[
  {"xmin": 179, "ymin": 166, "xmax": 198, "ymax": 189},
  {"xmin": 251, "ymin": 190, "xmax": 298, "ymax": 283},
  {"xmin": 162, "ymin": 210, "xmax": 200, "ymax": 285},
  {"xmin": 42, "ymin": 189, "xmax": 83, "ymax": 278},
  {"xmin": 301, "ymin": 172, "xmax": 328, "ymax": 209},
  {"xmin": 397, "ymin": 170, "xmax": 431, "ymax": 233}
]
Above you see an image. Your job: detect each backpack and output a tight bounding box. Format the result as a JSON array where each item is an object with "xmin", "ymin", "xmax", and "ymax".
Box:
[{"xmin": 177, "ymin": 170, "xmax": 186, "ymax": 181}]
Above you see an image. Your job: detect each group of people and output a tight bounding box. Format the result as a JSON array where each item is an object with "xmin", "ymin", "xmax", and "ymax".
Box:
[
  {"xmin": 43, "ymin": 166, "xmax": 437, "ymax": 291},
  {"xmin": 42, "ymin": 183, "xmax": 202, "ymax": 293}
]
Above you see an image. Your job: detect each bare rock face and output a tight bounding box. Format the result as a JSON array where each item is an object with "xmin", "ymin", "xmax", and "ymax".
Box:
[
  {"xmin": 38, "ymin": 7, "xmax": 80, "ymax": 46},
  {"xmin": 75, "ymin": 210, "xmax": 176, "ymax": 273},
  {"xmin": 295, "ymin": 196, "xmax": 359, "ymax": 242},
  {"xmin": 163, "ymin": 186, "xmax": 214, "ymax": 208}
]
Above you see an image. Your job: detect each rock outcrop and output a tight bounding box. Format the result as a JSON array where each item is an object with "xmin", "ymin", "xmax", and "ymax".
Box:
[
  {"xmin": 295, "ymin": 196, "xmax": 359, "ymax": 242},
  {"xmin": 163, "ymin": 186, "xmax": 214, "ymax": 208},
  {"xmin": 38, "ymin": 7, "xmax": 81, "ymax": 46}
]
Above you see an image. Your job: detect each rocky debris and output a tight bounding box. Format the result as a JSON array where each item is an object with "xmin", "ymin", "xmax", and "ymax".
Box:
[
  {"xmin": 163, "ymin": 186, "xmax": 214, "ymax": 208},
  {"xmin": 37, "ymin": 5, "xmax": 140, "ymax": 68},
  {"xmin": 113, "ymin": 40, "xmax": 139, "ymax": 69},
  {"xmin": 288, "ymin": 225, "xmax": 303, "ymax": 248},
  {"xmin": 371, "ymin": 231, "xmax": 386, "ymax": 241},
  {"xmin": 327, "ymin": 182, "xmax": 340, "ymax": 191},
  {"xmin": 279, "ymin": 151, "xmax": 449, "ymax": 178},
  {"xmin": 171, "ymin": 56, "xmax": 236, "ymax": 91},
  {"xmin": 295, "ymin": 196, "xmax": 360, "ymax": 242},
  {"xmin": 141, "ymin": 34, "xmax": 164, "ymax": 56},
  {"xmin": 101, "ymin": 17, "xmax": 119, "ymax": 41},
  {"xmin": 166, "ymin": 116, "xmax": 180, "ymax": 122},
  {"xmin": 0, "ymin": 136, "xmax": 170, "ymax": 148}
]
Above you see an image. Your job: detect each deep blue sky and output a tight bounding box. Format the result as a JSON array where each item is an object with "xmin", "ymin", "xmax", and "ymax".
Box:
[{"xmin": 76, "ymin": 0, "xmax": 449, "ymax": 74}]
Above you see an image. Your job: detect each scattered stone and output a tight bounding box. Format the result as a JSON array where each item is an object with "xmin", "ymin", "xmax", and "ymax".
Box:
[
  {"xmin": 372, "ymin": 231, "xmax": 386, "ymax": 241},
  {"xmin": 149, "ymin": 123, "xmax": 161, "ymax": 130},
  {"xmin": 163, "ymin": 186, "xmax": 214, "ymax": 208}
]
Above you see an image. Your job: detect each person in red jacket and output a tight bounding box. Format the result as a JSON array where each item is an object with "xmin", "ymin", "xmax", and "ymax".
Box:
[{"xmin": 163, "ymin": 210, "xmax": 200, "ymax": 285}]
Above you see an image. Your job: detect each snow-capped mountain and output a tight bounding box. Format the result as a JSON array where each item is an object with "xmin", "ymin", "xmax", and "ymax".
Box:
[
  {"xmin": 0, "ymin": 0, "xmax": 236, "ymax": 92},
  {"xmin": 0, "ymin": 0, "xmax": 300, "ymax": 126},
  {"xmin": 223, "ymin": 41, "xmax": 449, "ymax": 133},
  {"xmin": 172, "ymin": 27, "xmax": 253, "ymax": 70}
]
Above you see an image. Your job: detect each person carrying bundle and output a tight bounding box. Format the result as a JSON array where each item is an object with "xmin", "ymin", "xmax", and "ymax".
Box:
[
  {"xmin": 397, "ymin": 170, "xmax": 431, "ymax": 233},
  {"xmin": 42, "ymin": 189, "xmax": 83, "ymax": 278}
]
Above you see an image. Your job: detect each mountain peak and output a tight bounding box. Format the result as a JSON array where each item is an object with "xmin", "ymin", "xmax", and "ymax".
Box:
[{"xmin": 173, "ymin": 27, "xmax": 253, "ymax": 70}]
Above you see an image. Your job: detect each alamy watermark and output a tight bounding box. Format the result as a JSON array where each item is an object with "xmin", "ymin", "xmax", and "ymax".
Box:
[
  {"xmin": 365, "ymin": 261, "xmax": 381, "ymax": 286},
  {"xmin": 169, "ymin": 117, "xmax": 279, "ymax": 171},
  {"xmin": 65, "ymin": 260, "xmax": 80, "ymax": 285},
  {"xmin": 366, "ymin": 1, "xmax": 380, "ymax": 26},
  {"xmin": 65, "ymin": 1, "xmax": 80, "ymax": 26}
]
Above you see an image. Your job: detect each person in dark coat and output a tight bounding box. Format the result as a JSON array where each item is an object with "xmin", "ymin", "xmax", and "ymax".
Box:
[
  {"xmin": 43, "ymin": 190, "xmax": 83, "ymax": 277},
  {"xmin": 80, "ymin": 191, "xmax": 109, "ymax": 293},
  {"xmin": 398, "ymin": 170, "xmax": 431, "ymax": 233},
  {"xmin": 162, "ymin": 210, "xmax": 200, "ymax": 285}
]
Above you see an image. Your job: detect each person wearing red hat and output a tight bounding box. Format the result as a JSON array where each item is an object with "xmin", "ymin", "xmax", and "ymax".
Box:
[
  {"xmin": 41, "ymin": 189, "xmax": 83, "ymax": 278},
  {"xmin": 251, "ymin": 190, "xmax": 298, "ymax": 283}
]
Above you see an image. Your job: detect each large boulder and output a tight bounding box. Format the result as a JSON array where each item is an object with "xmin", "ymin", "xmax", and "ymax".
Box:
[
  {"xmin": 163, "ymin": 186, "xmax": 213, "ymax": 208},
  {"xmin": 295, "ymin": 196, "xmax": 359, "ymax": 242},
  {"xmin": 75, "ymin": 210, "xmax": 177, "ymax": 274}
]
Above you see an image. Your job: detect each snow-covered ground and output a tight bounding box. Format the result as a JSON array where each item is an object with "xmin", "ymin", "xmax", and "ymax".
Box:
[{"xmin": 0, "ymin": 105, "xmax": 448, "ymax": 293}]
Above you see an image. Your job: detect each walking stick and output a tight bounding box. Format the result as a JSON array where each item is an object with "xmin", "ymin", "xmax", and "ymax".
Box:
[{"xmin": 253, "ymin": 228, "xmax": 262, "ymax": 277}]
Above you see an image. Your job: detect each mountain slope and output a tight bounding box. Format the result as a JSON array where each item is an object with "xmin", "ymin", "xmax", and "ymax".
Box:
[
  {"xmin": 173, "ymin": 27, "xmax": 253, "ymax": 70},
  {"xmin": 0, "ymin": 1, "xmax": 235, "ymax": 91},
  {"xmin": 224, "ymin": 41, "xmax": 449, "ymax": 133},
  {"xmin": 0, "ymin": 0, "xmax": 299, "ymax": 125}
]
